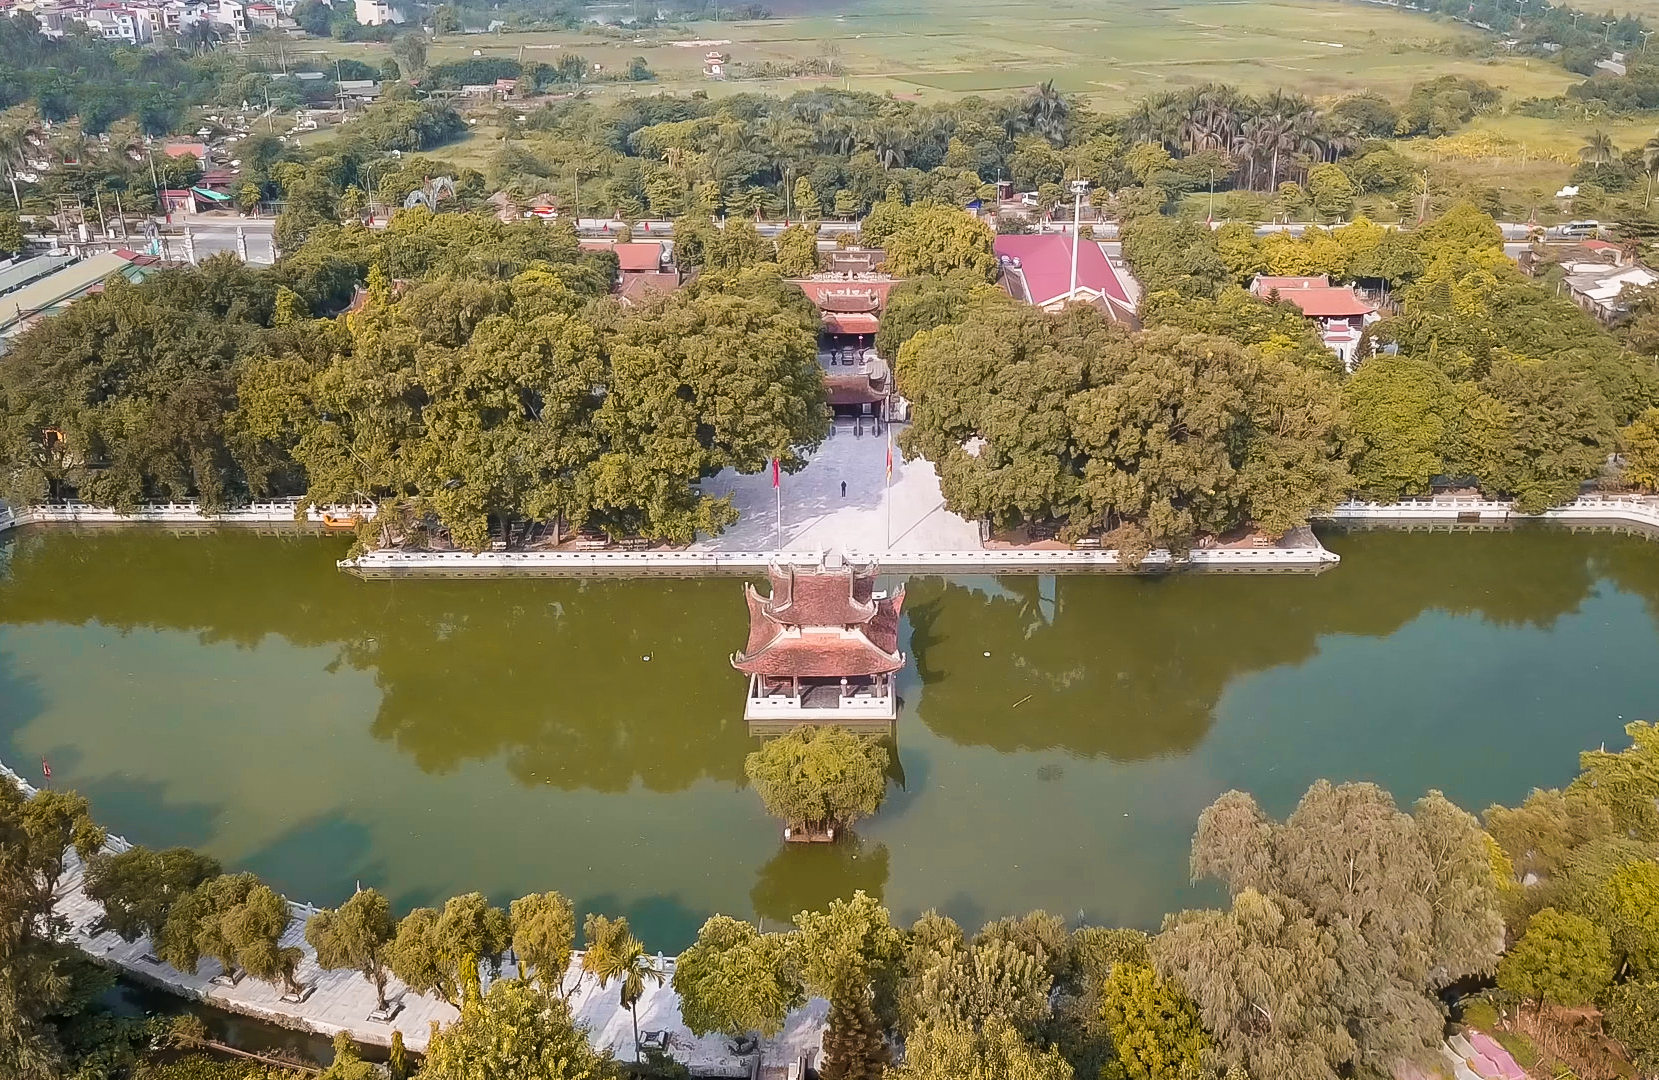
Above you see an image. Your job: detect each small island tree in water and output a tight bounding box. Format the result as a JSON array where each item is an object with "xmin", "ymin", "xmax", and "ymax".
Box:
[{"xmin": 744, "ymin": 725, "xmax": 889, "ymax": 841}]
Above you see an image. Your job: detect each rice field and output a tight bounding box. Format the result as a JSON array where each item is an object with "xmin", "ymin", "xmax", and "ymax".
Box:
[{"xmin": 301, "ymin": 0, "xmax": 1582, "ymax": 108}]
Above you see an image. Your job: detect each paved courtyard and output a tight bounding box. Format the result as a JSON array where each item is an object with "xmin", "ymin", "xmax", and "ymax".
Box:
[{"xmin": 693, "ymin": 420, "xmax": 982, "ymax": 554}]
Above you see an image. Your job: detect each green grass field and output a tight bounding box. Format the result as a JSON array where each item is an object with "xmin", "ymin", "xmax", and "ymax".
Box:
[{"xmin": 296, "ymin": 0, "xmax": 1580, "ymax": 108}]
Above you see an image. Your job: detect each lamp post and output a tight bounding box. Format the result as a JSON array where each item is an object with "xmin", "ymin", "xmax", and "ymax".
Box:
[{"xmin": 1068, "ymin": 178, "xmax": 1089, "ymax": 301}]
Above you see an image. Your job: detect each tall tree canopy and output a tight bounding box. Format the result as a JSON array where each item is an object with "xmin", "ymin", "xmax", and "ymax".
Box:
[{"xmin": 898, "ymin": 305, "xmax": 1348, "ymax": 555}]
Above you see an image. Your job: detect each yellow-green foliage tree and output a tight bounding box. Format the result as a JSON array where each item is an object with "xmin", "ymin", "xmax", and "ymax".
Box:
[{"xmin": 744, "ymin": 726, "xmax": 889, "ymax": 833}]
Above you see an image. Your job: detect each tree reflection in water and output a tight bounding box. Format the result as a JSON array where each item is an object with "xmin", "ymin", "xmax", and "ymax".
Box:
[{"xmin": 0, "ymin": 524, "xmax": 1655, "ymax": 946}]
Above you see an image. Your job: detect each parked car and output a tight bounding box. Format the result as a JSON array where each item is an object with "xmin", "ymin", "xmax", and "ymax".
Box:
[{"xmin": 1555, "ymin": 220, "xmax": 1602, "ymax": 239}]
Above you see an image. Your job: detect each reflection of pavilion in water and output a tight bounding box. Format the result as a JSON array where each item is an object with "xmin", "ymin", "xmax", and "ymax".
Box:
[{"xmin": 733, "ymin": 560, "xmax": 904, "ymax": 731}]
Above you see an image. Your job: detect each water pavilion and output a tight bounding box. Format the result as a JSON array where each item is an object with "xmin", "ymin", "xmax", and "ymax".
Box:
[{"xmin": 733, "ymin": 561, "xmax": 904, "ymax": 728}]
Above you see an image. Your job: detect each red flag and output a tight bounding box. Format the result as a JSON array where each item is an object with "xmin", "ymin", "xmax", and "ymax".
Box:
[
  {"xmin": 41, "ymin": 757, "xmax": 51, "ymax": 781},
  {"xmin": 772, "ymin": 459, "xmax": 780, "ymax": 488},
  {"xmin": 886, "ymin": 443, "xmax": 893, "ymax": 482}
]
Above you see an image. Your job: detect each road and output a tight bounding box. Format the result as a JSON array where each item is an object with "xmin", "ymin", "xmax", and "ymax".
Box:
[{"xmin": 34, "ymin": 212, "xmax": 1545, "ymax": 270}]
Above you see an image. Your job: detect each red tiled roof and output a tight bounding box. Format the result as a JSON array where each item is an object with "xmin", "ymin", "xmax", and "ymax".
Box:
[
  {"xmin": 992, "ymin": 233, "xmax": 1132, "ymax": 308},
  {"xmin": 615, "ymin": 241, "xmax": 665, "ymax": 272},
  {"xmin": 163, "ymin": 142, "xmax": 208, "ymax": 160},
  {"xmin": 794, "ymin": 279, "xmax": 897, "ymax": 313},
  {"xmin": 825, "ymin": 373, "xmax": 886, "ymax": 405},
  {"xmin": 735, "ymin": 567, "xmax": 907, "ymax": 675},
  {"xmin": 732, "ymin": 630, "xmax": 904, "ymax": 677},
  {"xmin": 1267, "ymin": 286, "xmax": 1375, "ymax": 318},
  {"xmin": 618, "ymin": 271, "xmax": 678, "ymax": 305},
  {"xmin": 823, "ymin": 312, "xmax": 880, "ymax": 335},
  {"xmin": 762, "ymin": 565, "xmax": 877, "ymax": 625}
]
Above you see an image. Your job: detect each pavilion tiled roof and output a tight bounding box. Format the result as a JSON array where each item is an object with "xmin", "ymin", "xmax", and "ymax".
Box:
[
  {"xmin": 734, "ymin": 565, "xmax": 905, "ymax": 677},
  {"xmin": 793, "ymin": 280, "xmax": 897, "ymax": 313},
  {"xmin": 824, "ymin": 372, "xmax": 886, "ymax": 405},
  {"xmin": 732, "ymin": 630, "xmax": 904, "ymax": 677},
  {"xmin": 823, "ymin": 312, "xmax": 880, "ymax": 335}
]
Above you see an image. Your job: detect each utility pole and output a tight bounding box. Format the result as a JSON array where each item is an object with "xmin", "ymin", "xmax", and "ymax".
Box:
[
  {"xmin": 1642, "ymin": 28, "xmax": 1655, "ymax": 51},
  {"xmin": 1604, "ymin": 18, "xmax": 1617, "ymax": 43}
]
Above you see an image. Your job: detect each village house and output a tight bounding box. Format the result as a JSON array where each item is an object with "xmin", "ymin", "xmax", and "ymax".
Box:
[
  {"xmin": 1522, "ymin": 240, "xmax": 1659, "ymax": 324},
  {"xmin": 577, "ymin": 239, "xmax": 682, "ymax": 307},
  {"xmin": 993, "ymin": 233, "xmax": 1139, "ymax": 325},
  {"xmin": 352, "ymin": 0, "xmax": 390, "ymax": 25},
  {"xmin": 1248, "ymin": 274, "xmax": 1379, "ymax": 369}
]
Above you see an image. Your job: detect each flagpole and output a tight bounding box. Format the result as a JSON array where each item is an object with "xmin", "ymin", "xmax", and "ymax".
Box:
[
  {"xmin": 774, "ymin": 458, "xmax": 782, "ymax": 550},
  {"xmin": 885, "ymin": 424, "xmax": 893, "ymax": 551}
]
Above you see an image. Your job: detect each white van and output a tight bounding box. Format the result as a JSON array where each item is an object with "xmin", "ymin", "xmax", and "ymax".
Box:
[{"xmin": 1557, "ymin": 220, "xmax": 1602, "ymax": 239}]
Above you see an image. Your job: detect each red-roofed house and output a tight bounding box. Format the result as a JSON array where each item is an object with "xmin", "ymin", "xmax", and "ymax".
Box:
[
  {"xmin": 580, "ymin": 240, "xmax": 682, "ymax": 305},
  {"xmin": 1248, "ymin": 274, "xmax": 1378, "ymax": 369},
  {"xmin": 993, "ymin": 233, "xmax": 1138, "ymax": 324},
  {"xmin": 734, "ymin": 561, "xmax": 903, "ymax": 727},
  {"xmin": 162, "ymin": 142, "xmax": 210, "ymax": 162}
]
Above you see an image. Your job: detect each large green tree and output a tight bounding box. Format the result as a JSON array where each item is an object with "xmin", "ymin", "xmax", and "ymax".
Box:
[
  {"xmin": 673, "ymin": 915, "xmax": 804, "ymax": 1039},
  {"xmin": 888, "ymin": 1020, "xmax": 1072, "ymax": 1080},
  {"xmin": 387, "ymin": 893, "xmax": 511, "ymax": 1007},
  {"xmin": 306, "ymin": 888, "xmax": 398, "ymax": 1012},
  {"xmin": 1343, "ymin": 355, "xmax": 1455, "ymax": 499},
  {"xmin": 1098, "ymin": 962, "xmax": 1208, "ymax": 1080},
  {"xmin": 1496, "ymin": 907, "xmax": 1613, "ymax": 1011},
  {"xmin": 1152, "ymin": 889, "xmax": 1352, "ymax": 1080},
  {"xmin": 899, "ymin": 307, "xmax": 1348, "ymax": 556},
  {"xmin": 883, "ymin": 206, "xmax": 998, "ymax": 281},
  {"xmin": 1186, "ymin": 783, "xmax": 1502, "ymax": 1077},
  {"xmin": 743, "ymin": 726, "xmax": 889, "ymax": 835},
  {"xmin": 511, "ymin": 891, "xmax": 577, "ymax": 997},
  {"xmin": 0, "ymin": 777, "xmax": 107, "ymax": 1079},
  {"xmin": 84, "ymin": 846, "xmax": 221, "ymax": 946},
  {"xmin": 422, "ymin": 979, "xmax": 616, "ymax": 1080}
]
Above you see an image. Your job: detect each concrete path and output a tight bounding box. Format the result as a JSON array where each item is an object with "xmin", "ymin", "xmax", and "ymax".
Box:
[{"xmin": 694, "ymin": 420, "xmax": 982, "ymax": 554}]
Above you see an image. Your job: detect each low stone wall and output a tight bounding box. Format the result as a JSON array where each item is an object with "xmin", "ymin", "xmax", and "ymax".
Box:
[
  {"xmin": 1322, "ymin": 494, "xmax": 1659, "ymax": 530},
  {"xmin": 337, "ymin": 541, "xmax": 1342, "ymax": 578},
  {"xmin": 0, "ymin": 501, "xmax": 374, "ymax": 536}
]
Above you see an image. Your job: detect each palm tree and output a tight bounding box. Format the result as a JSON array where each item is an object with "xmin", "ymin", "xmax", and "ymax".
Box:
[
  {"xmin": 1580, "ymin": 130, "xmax": 1617, "ymax": 173},
  {"xmin": 581, "ymin": 915, "xmax": 663, "ymax": 1057},
  {"xmin": 1640, "ymin": 132, "xmax": 1659, "ymax": 206},
  {"xmin": 1019, "ymin": 80, "xmax": 1070, "ymax": 146},
  {"xmin": 0, "ymin": 123, "xmax": 34, "ymax": 210}
]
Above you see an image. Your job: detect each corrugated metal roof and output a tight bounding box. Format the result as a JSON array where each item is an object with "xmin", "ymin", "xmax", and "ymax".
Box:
[
  {"xmin": 0, "ymin": 254, "xmax": 74, "ymax": 297},
  {"xmin": 0, "ymin": 252, "xmax": 148, "ymax": 333}
]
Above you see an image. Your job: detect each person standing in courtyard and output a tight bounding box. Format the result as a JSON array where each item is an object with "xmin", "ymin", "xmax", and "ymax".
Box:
[{"xmin": 841, "ymin": 481, "xmax": 847, "ymax": 497}]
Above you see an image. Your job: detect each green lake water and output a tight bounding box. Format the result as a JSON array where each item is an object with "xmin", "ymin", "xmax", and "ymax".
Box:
[{"xmin": 2, "ymin": 525, "xmax": 1657, "ymax": 950}]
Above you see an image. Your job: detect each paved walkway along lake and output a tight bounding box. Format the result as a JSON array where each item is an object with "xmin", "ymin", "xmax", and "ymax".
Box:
[{"xmin": 9, "ymin": 763, "xmax": 825, "ymax": 1070}]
